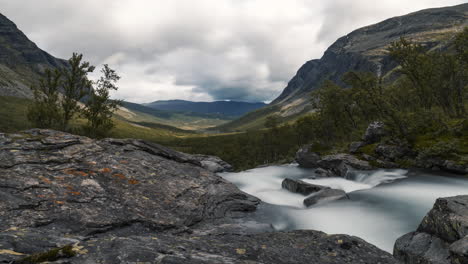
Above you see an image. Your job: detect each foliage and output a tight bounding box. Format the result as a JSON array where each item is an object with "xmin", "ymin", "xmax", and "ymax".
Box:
[
  {"xmin": 82, "ymin": 64, "xmax": 122, "ymax": 138},
  {"xmin": 27, "ymin": 69, "xmax": 62, "ymax": 129},
  {"xmin": 60, "ymin": 53, "xmax": 95, "ymax": 130}
]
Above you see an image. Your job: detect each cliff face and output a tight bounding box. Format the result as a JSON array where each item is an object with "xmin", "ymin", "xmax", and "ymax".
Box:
[
  {"xmin": 221, "ymin": 3, "xmax": 468, "ymax": 131},
  {"xmin": 0, "ymin": 13, "xmax": 67, "ymax": 98}
]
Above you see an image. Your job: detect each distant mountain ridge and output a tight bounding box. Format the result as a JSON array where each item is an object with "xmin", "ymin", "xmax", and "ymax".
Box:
[
  {"xmin": 144, "ymin": 100, "xmax": 267, "ymax": 118},
  {"xmin": 218, "ymin": 3, "xmax": 468, "ymax": 131},
  {"xmin": 0, "ymin": 13, "xmax": 67, "ymax": 98}
]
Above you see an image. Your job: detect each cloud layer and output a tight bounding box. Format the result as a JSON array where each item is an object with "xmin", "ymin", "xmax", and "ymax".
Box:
[{"xmin": 1, "ymin": 0, "xmax": 465, "ymax": 103}]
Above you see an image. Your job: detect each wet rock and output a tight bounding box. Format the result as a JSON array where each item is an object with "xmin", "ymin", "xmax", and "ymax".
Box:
[
  {"xmin": 443, "ymin": 161, "xmax": 468, "ymax": 175},
  {"xmin": 295, "ymin": 145, "xmax": 321, "ymax": 168},
  {"xmin": 315, "ymin": 168, "xmax": 334, "ymax": 177},
  {"xmin": 304, "ymin": 188, "xmax": 348, "ymax": 207},
  {"xmin": 318, "ymin": 154, "xmax": 374, "ymax": 177},
  {"xmin": 281, "ymin": 178, "xmax": 328, "ymax": 195},
  {"xmin": 394, "ymin": 195, "xmax": 468, "ymax": 264},
  {"xmin": 363, "ymin": 121, "xmax": 386, "ymax": 144}
]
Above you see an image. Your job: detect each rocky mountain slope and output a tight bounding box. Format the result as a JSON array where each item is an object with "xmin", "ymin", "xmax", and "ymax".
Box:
[
  {"xmin": 220, "ymin": 3, "xmax": 468, "ymax": 131},
  {"xmin": 0, "ymin": 13, "xmax": 67, "ymax": 98},
  {"xmin": 0, "ymin": 129, "xmax": 398, "ymax": 263}
]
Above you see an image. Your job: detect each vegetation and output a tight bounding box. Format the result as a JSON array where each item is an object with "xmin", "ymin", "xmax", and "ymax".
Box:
[{"xmin": 27, "ymin": 53, "xmax": 121, "ymax": 138}]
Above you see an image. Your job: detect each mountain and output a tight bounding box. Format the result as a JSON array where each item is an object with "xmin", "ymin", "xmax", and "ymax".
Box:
[
  {"xmin": 144, "ymin": 100, "xmax": 267, "ymax": 118},
  {"xmin": 0, "ymin": 13, "xmax": 67, "ymax": 98},
  {"xmin": 219, "ymin": 3, "xmax": 468, "ymax": 131}
]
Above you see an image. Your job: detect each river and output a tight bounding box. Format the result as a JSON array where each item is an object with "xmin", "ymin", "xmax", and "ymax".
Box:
[{"xmin": 220, "ymin": 165, "xmax": 468, "ymax": 252}]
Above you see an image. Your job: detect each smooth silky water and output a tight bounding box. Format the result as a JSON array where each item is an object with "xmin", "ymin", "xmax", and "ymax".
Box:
[{"xmin": 220, "ymin": 165, "xmax": 468, "ymax": 252}]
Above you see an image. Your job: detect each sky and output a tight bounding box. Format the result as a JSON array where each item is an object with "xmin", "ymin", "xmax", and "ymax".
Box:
[{"xmin": 1, "ymin": 0, "xmax": 466, "ymax": 103}]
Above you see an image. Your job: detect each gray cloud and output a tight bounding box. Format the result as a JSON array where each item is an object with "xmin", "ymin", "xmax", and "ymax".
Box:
[{"xmin": 1, "ymin": 0, "xmax": 465, "ymax": 103}]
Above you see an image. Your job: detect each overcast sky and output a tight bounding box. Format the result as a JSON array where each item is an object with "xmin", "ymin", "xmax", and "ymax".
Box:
[{"xmin": 1, "ymin": 0, "xmax": 466, "ymax": 103}]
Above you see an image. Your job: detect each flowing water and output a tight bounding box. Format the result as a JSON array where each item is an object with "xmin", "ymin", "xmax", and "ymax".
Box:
[{"xmin": 220, "ymin": 165, "xmax": 468, "ymax": 252}]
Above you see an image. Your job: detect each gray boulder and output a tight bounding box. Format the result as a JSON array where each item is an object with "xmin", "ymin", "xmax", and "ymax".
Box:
[
  {"xmin": 394, "ymin": 195, "xmax": 468, "ymax": 264},
  {"xmin": 192, "ymin": 154, "xmax": 233, "ymax": 172},
  {"xmin": 375, "ymin": 144, "xmax": 411, "ymax": 161},
  {"xmin": 296, "ymin": 145, "xmax": 321, "ymax": 168},
  {"xmin": 304, "ymin": 188, "xmax": 349, "ymax": 207},
  {"xmin": 363, "ymin": 121, "xmax": 386, "ymax": 144},
  {"xmin": 282, "ymin": 178, "xmax": 329, "ymax": 195},
  {"xmin": 349, "ymin": 141, "xmax": 366, "ymax": 153},
  {"xmin": 318, "ymin": 154, "xmax": 374, "ymax": 177},
  {"xmin": 315, "ymin": 168, "xmax": 334, "ymax": 177}
]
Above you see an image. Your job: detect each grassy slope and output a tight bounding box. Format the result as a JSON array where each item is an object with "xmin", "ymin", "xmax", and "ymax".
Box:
[
  {"xmin": 119, "ymin": 103, "xmax": 229, "ymax": 131},
  {"xmin": 0, "ymin": 96, "xmax": 190, "ymax": 144}
]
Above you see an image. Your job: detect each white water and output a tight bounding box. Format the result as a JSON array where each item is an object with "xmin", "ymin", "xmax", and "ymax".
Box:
[{"xmin": 220, "ymin": 165, "xmax": 468, "ymax": 252}]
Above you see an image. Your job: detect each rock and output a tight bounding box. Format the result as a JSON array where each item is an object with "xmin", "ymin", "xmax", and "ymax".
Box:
[
  {"xmin": 394, "ymin": 195, "xmax": 468, "ymax": 264},
  {"xmin": 317, "ymin": 154, "xmax": 374, "ymax": 177},
  {"xmin": 0, "ymin": 129, "xmax": 397, "ymax": 263},
  {"xmin": 363, "ymin": 121, "xmax": 386, "ymax": 144},
  {"xmin": 304, "ymin": 189, "xmax": 348, "ymax": 207},
  {"xmin": 295, "ymin": 145, "xmax": 321, "ymax": 168},
  {"xmin": 450, "ymin": 236, "xmax": 468, "ymax": 264},
  {"xmin": 375, "ymin": 144, "xmax": 411, "ymax": 162},
  {"xmin": 315, "ymin": 168, "xmax": 334, "ymax": 177},
  {"xmin": 192, "ymin": 154, "xmax": 233, "ymax": 172},
  {"xmin": 281, "ymin": 178, "xmax": 329, "ymax": 195},
  {"xmin": 418, "ymin": 196, "xmax": 468, "ymax": 243},
  {"xmin": 393, "ymin": 232, "xmax": 451, "ymax": 264},
  {"xmin": 443, "ymin": 161, "xmax": 468, "ymax": 175},
  {"xmin": 349, "ymin": 141, "xmax": 366, "ymax": 153}
]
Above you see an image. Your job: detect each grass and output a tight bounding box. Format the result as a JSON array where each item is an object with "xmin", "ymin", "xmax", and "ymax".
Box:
[{"xmin": 0, "ymin": 96, "xmax": 31, "ymax": 132}]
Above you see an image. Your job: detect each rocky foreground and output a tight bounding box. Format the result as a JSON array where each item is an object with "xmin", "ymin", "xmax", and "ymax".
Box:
[{"xmin": 0, "ymin": 129, "xmax": 398, "ymax": 263}]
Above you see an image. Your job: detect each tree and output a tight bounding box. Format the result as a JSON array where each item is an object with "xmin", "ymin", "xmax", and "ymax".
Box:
[
  {"xmin": 27, "ymin": 69, "xmax": 62, "ymax": 128},
  {"xmin": 82, "ymin": 64, "xmax": 122, "ymax": 138},
  {"xmin": 60, "ymin": 53, "xmax": 95, "ymax": 130}
]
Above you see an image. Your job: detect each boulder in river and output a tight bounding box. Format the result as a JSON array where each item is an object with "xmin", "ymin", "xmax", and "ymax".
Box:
[
  {"xmin": 0, "ymin": 129, "xmax": 398, "ymax": 263},
  {"xmin": 318, "ymin": 154, "xmax": 374, "ymax": 177},
  {"xmin": 304, "ymin": 188, "xmax": 349, "ymax": 207},
  {"xmin": 295, "ymin": 145, "xmax": 321, "ymax": 168},
  {"xmin": 394, "ymin": 195, "xmax": 468, "ymax": 264},
  {"xmin": 282, "ymin": 178, "xmax": 329, "ymax": 195},
  {"xmin": 192, "ymin": 154, "xmax": 233, "ymax": 172}
]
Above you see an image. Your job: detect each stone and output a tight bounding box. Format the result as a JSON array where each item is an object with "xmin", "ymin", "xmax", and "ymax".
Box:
[
  {"xmin": 0, "ymin": 129, "xmax": 397, "ymax": 263},
  {"xmin": 349, "ymin": 141, "xmax": 366, "ymax": 153},
  {"xmin": 281, "ymin": 178, "xmax": 329, "ymax": 195},
  {"xmin": 317, "ymin": 154, "xmax": 374, "ymax": 177},
  {"xmin": 450, "ymin": 236, "xmax": 468, "ymax": 264},
  {"xmin": 295, "ymin": 145, "xmax": 321, "ymax": 168},
  {"xmin": 315, "ymin": 168, "xmax": 334, "ymax": 177},
  {"xmin": 192, "ymin": 154, "xmax": 233, "ymax": 172},
  {"xmin": 394, "ymin": 195, "xmax": 468, "ymax": 264},
  {"xmin": 304, "ymin": 189, "xmax": 349, "ymax": 207},
  {"xmin": 393, "ymin": 232, "xmax": 451, "ymax": 264},
  {"xmin": 375, "ymin": 144, "xmax": 412, "ymax": 162},
  {"xmin": 363, "ymin": 121, "xmax": 386, "ymax": 144},
  {"xmin": 418, "ymin": 196, "xmax": 468, "ymax": 243}
]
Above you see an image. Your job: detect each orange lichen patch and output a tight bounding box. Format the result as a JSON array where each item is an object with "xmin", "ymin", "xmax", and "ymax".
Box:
[
  {"xmin": 100, "ymin": 168, "xmax": 112, "ymax": 173},
  {"xmin": 69, "ymin": 191, "xmax": 81, "ymax": 196},
  {"xmin": 112, "ymin": 173, "xmax": 126, "ymax": 180},
  {"xmin": 63, "ymin": 169, "xmax": 89, "ymax": 177},
  {"xmin": 119, "ymin": 160, "xmax": 129, "ymax": 164},
  {"xmin": 55, "ymin": 176, "xmax": 65, "ymax": 181},
  {"xmin": 128, "ymin": 179, "xmax": 139, "ymax": 185},
  {"xmin": 64, "ymin": 184, "xmax": 74, "ymax": 191},
  {"xmin": 55, "ymin": 200, "xmax": 65, "ymax": 205},
  {"xmin": 39, "ymin": 176, "xmax": 52, "ymax": 184},
  {"xmin": 37, "ymin": 194, "xmax": 46, "ymax": 198}
]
